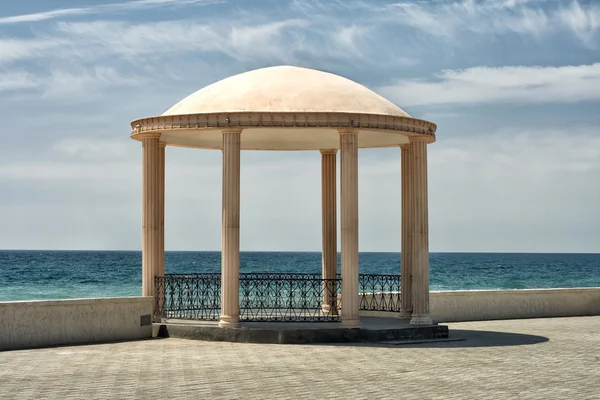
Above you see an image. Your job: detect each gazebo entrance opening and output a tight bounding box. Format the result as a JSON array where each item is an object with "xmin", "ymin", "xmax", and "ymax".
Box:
[{"xmin": 131, "ymin": 66, "xmax": 437, "ymax": 328}]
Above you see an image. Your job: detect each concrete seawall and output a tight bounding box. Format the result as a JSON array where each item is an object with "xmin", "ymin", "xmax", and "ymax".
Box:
[
  {"xmin": 360, "ymin": 288, "xmax": 600, "ymax": 322},
  {"xmin": 0, "ymin": 297, "xmax": 153, "ymax": 351}
]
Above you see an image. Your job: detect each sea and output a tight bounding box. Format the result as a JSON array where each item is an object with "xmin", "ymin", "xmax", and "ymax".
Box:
[{"xmin": 1, "ymin": 251, "xmax": 599, "ymax": 302}]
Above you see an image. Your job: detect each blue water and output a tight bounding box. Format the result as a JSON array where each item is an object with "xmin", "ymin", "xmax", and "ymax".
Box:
[{"xmin": 1, "ymin": 251, "xmax": 599, "ymax": 301}]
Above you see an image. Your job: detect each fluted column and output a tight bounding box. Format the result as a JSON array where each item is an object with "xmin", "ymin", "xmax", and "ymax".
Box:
[
  {"xmin": 339, "ymin": 129, "xmax": 360, "ymax": 327},
  {"xmin": 156, "ymin": 143, "xmax": 166, "ymax": 316},
  {"xmin": 142, "ymin": 134, "xmax": 160, "ymax": 298},
  {"xmin": 399, "ymin": 144, "xmax": 413, "ymax": 319},
  {"xmin": 321, "ymin": 149, "xmax": 338, "ymax": 315},
  {"xmin": 158, "ymin": 143, "xmax": 166, "ymax": 278},
  {"xmin": 219, "ymin": 129, "xmax": 242, "ymax": 328},
  {"xmin": 409, "ymin": 138, "xmax": 433, "ymax": 325}
]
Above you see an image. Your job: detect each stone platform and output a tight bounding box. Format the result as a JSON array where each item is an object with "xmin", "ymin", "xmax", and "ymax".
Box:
[{"xmin": 154, "ymin": 316, "xmax": 449, "ymax": 344}]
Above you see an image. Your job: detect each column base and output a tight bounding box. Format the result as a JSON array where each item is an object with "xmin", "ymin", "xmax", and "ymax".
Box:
[
  {"xmin": 410, "ymin": 315, "xmax": 433, "ymax": 326},
  {"xmin": 341, "ymin": 317, "xmax": 360, "ymax": 328},
  {"xmin": 218, "ymin": 316, "xmax": 240, "ymax": 329},
  {"xmin": 397, "ymin": 310, "xmax": 412, "ymax": 320}
]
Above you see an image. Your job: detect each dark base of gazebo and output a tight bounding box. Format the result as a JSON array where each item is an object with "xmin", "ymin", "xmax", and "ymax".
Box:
[{"xmin": 153, "ymin": 316, "xmax": 450, "ymax": 344}]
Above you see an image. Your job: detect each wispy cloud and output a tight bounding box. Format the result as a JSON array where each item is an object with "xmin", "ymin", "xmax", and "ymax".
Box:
[
  {"xmin": 0, "ymin": 65, "xmax": 145, "ymax": 98},
  {"xmin": 556, "ymin": 0, "xmax": 600, "ymax": 46},
  {"xmin": 0, "ymin": 0, "xmax": 224, "ymax": 24},
  {"xmin": 291, "ymin": 0, "xmax": 599, "ymax": 46},
  {"xmin": 51, "ymin": 138, "xmax": 131, "ymax": 161},
  {"xmin": 0, "ymin": 71, "xmax": 38, "ymax": 91},
  {"xmin": 0, "ymin": 15, "xmax": 386, "ymax": 99},
  {"xmin": 0, "ymin": 38, "xmax": 64, "ymax": 64},
  {"xmin": 0, "ymin": 0, "xmax": 221, "ymax": 24},
  {"xmin": 379, "ymin": 63, "xmax": 600, "ymax": 106},
  {"xmin": 384, "ymin": 0, "xmax": 551, "ymax": 38}
]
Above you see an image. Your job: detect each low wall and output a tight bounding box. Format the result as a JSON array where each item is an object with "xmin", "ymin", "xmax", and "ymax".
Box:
[
  {"xmin": 0, "ymin": 297, "xmax": 153, "ymax": 351},
  {"xmin": 360, "ymin": 288, "xmax": 600, "ymax": 322}
]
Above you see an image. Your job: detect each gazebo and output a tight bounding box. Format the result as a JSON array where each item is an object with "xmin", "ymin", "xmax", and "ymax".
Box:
[{"xmin": 130, "ymin": 65, "xmax": 437, "ymax": 329}]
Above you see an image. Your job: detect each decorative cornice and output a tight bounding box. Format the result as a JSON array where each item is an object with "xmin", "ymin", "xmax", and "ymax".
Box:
[{"xmin": 130, "ymin": 111, "xmax": 436, "ymax": 144}]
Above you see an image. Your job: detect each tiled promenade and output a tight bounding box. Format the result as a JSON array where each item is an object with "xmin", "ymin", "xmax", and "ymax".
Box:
[{"xmin": 1, "ymin": 316, "xmax": 599, "ymax": 399}]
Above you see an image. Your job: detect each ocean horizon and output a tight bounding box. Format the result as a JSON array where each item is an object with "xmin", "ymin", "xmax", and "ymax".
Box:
[{"xmin": 1, "ymin": 250, "xmax": 599, "ymax": 302}]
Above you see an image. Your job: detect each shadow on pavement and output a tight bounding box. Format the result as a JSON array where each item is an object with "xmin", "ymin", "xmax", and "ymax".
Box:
[
  {"xmin": 321, "ymin": 330, "xmax": 549, "ymax": 348},
  {"xmin": 409, "ymin": 329, "xmax": 548, "ymax": 348}
]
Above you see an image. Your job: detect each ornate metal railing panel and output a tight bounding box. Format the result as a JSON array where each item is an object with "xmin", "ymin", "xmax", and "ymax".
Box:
[
  {"xmin": 358, "ymin": 274, "xmax": 401, "ymax": 312},
  {"xmin": 239, "ymin": 273, "xmax": 340, "ymax": 322},
  {"xmin": 155, "ymin": 274, "xmax": 221, "ymax": 320},
  {"xmin": 155, "ymin": 272, "xmax": 401, "ymax": 322}
]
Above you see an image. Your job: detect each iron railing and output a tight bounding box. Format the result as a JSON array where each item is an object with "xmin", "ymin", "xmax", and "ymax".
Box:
[
  {"xmin": 359, "ymin": 274, "xmax": 401, "ymax": 312},
  {"xmin": 155, "ymin": 273, "xmax": 401, "ymax": 322},
  {"xmin": 155, "ymin": 273, "xmax": 221, "ymax": 320},
  {"xmin": 240, "ymin": 273, "xmax": 340, "ymax": 322}
]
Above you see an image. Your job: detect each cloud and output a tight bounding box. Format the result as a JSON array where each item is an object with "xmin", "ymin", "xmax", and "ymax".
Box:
[
  {"xmin": 41, "ymin": 67, "xmax": 146, "ymax": 98},
  {"xmin": 297, "ymin": 0, "xmax": 599, "ymax": 46},
  {"xmin": 0, "ymin": 18, "xmax": 320, "ymax": 66},
  {"xmin": 427, "ymin": 127, "xmax": 600, "ymax": 252},
  {"xmin": 51, "ymin": 139, "xmax": 132, "ymax": 161},
  {"xmin": 384, "ymin": 0, "xmax": 556, "ymax": 38},
  {"xmin": 331, "ymin": 25, "xmax": 370, "ymax": 56},
  {"xmin": 379, "ymin": 63, "xmax": 600, "ymax": 106},
  {"xmin": 556, "ymin": 0, "xmax": 600, "ymax": 46},
  {"xmin": 0, "ymin": 38, "xmax": 64, "ymax": 64},
  {"xmin": 0, "ymin": 66, "xmax": 145, "ymax": 100},
  {"xmin": 0, "ymin": 0, "xmax": 221, "ymax": 24},
  {"xmin": 0, "ymin": 16, "xmax": 385, "ymax": 100},
  {"xmin": 0, "ymin": 71, "xmax": 38, "ymax": 92}
]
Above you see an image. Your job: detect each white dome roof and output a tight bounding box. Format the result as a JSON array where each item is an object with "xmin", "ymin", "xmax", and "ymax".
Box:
[
  {"xmin": 163, "ymin": 65, "xmax": 411, "ymax": 118},
  {"xmin": 131, "ymin": 65, "xmax": 436, "ymax": 150}
]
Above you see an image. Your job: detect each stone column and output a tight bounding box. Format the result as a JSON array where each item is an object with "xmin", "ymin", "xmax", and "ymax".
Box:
[
  {"xmin": 399, "ymin": 144, "xmax": 412, "ymax": 319},
  {"xmin": 154, "ymin": 142, "xmax": 166, "ymax": 319},
  {"xmin": 141, "ymin": 134, "xmax": 160, "ymax": 298},
  {"xmin": 321, "ymin": 149, "xmax": 338, "ymax": 315},
  {"xmin": 339, "ymin": 129, "xmax": 360, "ymax": 327},
  {"xmin": 219, "ymin": 129, "xmax": 242, "ymax": 328},
  {"xmin": 158, "ymin": 143, "xmax": 166, "ymax": 281},
  {"xmin": 409, "ymin": 138, "xmax": 433, "ymax": 326}
]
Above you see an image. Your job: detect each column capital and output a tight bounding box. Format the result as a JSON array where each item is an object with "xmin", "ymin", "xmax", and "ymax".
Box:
[
  {"xmin": 320, "ymin": 149, "xmax": 338, "ymax": 155},
  {"xmin": 221, "ymin": 128, "xmax": 243, "ymax": 135},
  {"xmin": 138, "ymin": 132, "xmax": 161, "ymax": 140},
  {"xmin": 408, "ymin": 135, "xmax": 431, "ymax": 143},
  {"xmin": 159, "ymin": 142, "xmax": 167, "ymax": 148},
  {"xmin": 399, "ymin": 143, "xmax": 410, "ymax": 150},
  {"xmin": 338, "ymin": 128, "xmax": 359, "ymax": 135}
]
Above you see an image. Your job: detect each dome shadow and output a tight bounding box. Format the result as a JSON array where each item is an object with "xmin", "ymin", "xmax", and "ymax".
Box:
[{"xmin": 326, "ymin": 329, "xmax": 549, "ymax": 348}]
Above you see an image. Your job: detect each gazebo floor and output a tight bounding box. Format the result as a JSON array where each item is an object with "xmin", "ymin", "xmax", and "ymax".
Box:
[{"xmin": 153, "ymin": 316, "xmax": 450, "ymax": 344}]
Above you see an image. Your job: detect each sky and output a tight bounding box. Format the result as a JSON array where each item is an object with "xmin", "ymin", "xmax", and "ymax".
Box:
[{"xmin": 0, "ymin": 0, "xmax": 599, "ymax": 253}]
